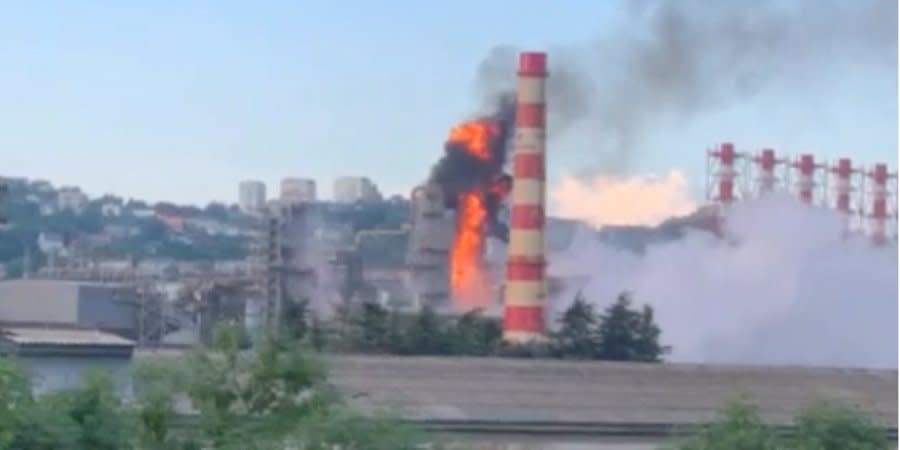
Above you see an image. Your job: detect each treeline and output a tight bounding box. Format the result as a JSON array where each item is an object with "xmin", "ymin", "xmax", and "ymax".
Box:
[{"xmin": 281, "ymin": 292, "xmax": 671, "ymax": 362}]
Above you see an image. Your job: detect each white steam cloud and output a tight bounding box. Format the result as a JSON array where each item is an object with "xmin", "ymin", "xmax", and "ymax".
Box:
[
  {"xmin": 548, "ymin": 193, "xmax": 898, "ymax": 369},
  {"xmin": 550, "ymin": 171, "xmax": 697, "ymax": 228}
]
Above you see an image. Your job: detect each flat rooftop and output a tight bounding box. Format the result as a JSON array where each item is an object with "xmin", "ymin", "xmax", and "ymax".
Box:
[
  {"xmin": 327, "ymin": 355, "xmax": 897, "ymax": 429},
  {"xmin": 1, "ymin": 325, "xmax": 134, "ymax": 347}
]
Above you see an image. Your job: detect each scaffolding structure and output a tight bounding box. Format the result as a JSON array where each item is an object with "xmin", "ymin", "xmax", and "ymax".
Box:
[
  {"xmin": 827, "ymin": 158, "xmax": 864, "ymax": 232},
  {"xmin": 790, "ymin": 154, "xmax": 827, "ymax": 206},
  {"xmin": 863, "ymin": 163, "xmax": 898, "ymax": 246},
  {"xmin": 703, "ymin": 144, "xmax": 897, "ymax": 247},
  {"xmin": 705, "ymin": 142, "xmax": 749, "ymax": 233},
  {"xmin": 750, "ymin": 148, "xmax": 789, "ymax": 196}
]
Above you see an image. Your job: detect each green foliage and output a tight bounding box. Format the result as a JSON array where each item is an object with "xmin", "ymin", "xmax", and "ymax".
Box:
[
  {"xmin": 670, "ymin": 396, "xmax": 893, "ymax": 450},
  {"xmin": 673, "ymin": 397, "xmax": 781, "ymax": 450},
  {"xmin": 0, "ymin": 358, "xmax": 34, "ymax": 448},
  {"xmin": 448, "ymin": 309, "xmax": 502, "ymax": 356},
  {"xmin": 296, "ymin": 291, "xmax": 668, "ymax": 363},
  {"xmin": 791, "ymin": 399, "xmax": 890, "ymax": 450},
  {"xmin": 330, "ymin": 302, "xmax": 503, "ymax": 357},
  {"xmin": 548, "ymin": 291, "xmax": 669, "ymax": 362},
  {"xmin": 42, "ymin": 370, "xmax": 133, "ymax": 450},
  {"xmin": 594, "ymin": 292, "xmax": 669, "ymax": 362},
  {"xmin": 553, "ymin": 291, "xmax": 599, "ymax": 359},
  {"xmin": 0, "ymin": 323, "xmax": 428, "ymax": 449},
  {"xmin": 281, "ymin": 298, "xmax": 311, "ymax": 341}
]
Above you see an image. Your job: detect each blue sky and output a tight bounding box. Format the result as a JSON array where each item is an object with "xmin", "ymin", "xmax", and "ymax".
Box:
[{"xmin": 0, "ymin": 1, "xmax": 896, "ymax": 205}]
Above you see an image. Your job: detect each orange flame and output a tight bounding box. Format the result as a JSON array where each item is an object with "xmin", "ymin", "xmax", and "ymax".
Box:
[
  {"xmin": 447, "ymin": 121, "xmax": 499, "ymax": 162},
  {"xmin": 446, "ymin": 119, "xmax": 503, "ymax": 309},
  {"xmin": 450, "ymin": 190, "xmax": 490, "ymax": 308}
]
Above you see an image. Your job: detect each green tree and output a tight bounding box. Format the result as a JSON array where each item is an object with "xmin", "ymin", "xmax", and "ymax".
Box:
[
  {"xmin": 449, "ymin": 309, "xmax": 502, "ymax": 356},
  {"xmin": 673, "ymin": 397, "xmax": 781, "ymax": 450},
  {"xmin": 595, "ymin": 292, "xmax": 668, "ymax": 362},
  {"xmin": 35, "ymin": 370, "xmax": 134, "ymax": 450},
  {"xmin": 309, "ymin": 315, "xmax": 328, "ymax": 352},
  {"xmin": 671, "ymin": 396, "xmax": 892, "ymax": 450},
  {"xmin": 791, "ymin": 400, "xmax": 890, "ymax": 450},
  {"xmin": 281, "ymin": 298, "xmax": 311, "ymax": 342},
  {"xmin": 552, "ymin": 291, "xmax": 600, "ymax": 359},
  {"xmin": 354, "ymin": 301, "xmax": 390, "ymax": 352},
  {"xmin": 139, "ymin": 322, "xmax": 427, "ymax": 449},
  {"xmin": 401, "ymin": 306, "xmax": 450, "ymax": 355},
  {"xmin": 0, "ymin": 359, "xmax": 36, "ymax": 448}
]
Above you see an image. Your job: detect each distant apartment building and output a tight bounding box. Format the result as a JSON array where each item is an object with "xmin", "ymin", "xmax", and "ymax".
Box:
[
  {"xmin": 30, "ymin": 180, "xmax": 54, "ymax": 193},
  {"xmin": 37, "ymin": 232, "xmax": 65, "ymax": 255},
  {"xmin": 57, "ymin": 187, "xmax": 88, "ymax": 212},
  {"xmin": 280, "ymin": 178, "xmax": 316, "ymax": 204},
  {"xmin": 333, "ymin": 176, "xmax": 382, "ymax": 203},
  {"xmin": 238, "ymin": 180, "xmax": 267, "ymax": 213},
  {"xmin": 131, "ymin": 208, "xmax": 155, "ymax": 219},
  {"xmin": 99, "ymin": 197, "xmax": 124, "ymax": 217}
]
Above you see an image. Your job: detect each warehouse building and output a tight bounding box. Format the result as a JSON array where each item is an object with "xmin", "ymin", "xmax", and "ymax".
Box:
[
  {"xmin": 0, "ymin": 279, "xmax": 140, "ymax": 338},
  {"xmin": 0, "ymin": 323, "xmax": 135, "ymax": 396}
]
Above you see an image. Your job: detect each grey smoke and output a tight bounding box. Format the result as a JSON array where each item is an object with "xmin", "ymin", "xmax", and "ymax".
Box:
[
  {"xmin": 476, "ymin": 0, "xmax": 898, "ymax": 172},
  {"xmin": 549, "ymin": 194, "xmax": 898, "ymax": 369}
]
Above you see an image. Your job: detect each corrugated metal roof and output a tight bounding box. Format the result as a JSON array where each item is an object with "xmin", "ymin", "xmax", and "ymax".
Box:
[{"xmin": 1, "ymin": 326, "xmax": 134, "ymax": 347}]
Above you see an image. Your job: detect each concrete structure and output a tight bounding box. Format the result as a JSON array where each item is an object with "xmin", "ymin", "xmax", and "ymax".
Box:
[
  {"xmin": 328, "ymin": 355, "xmax": 897, "ymax": 449},
  {"xmin": 0, "ymin": 280, "xmax": 139, "ymax": 338},
  {"xmin": 406, "ymin": 183, "xmax": 453, "ymax": 307},
  {"xmin": 0, "ymin": 323, "xmax": 135, "ymax": 396},
  {"xmin": 333, "ymin": 176, "xmax": 382, "ymax": 203},
  {"xmin": 56, "ymin": 186, "xmax": 88, "ymax": 212},
  {"xmin": 261, "ymin": 203, "xmax": 317, "ymax": 333},
  {"xmin": 280, "ymin": 177, "xmax": 317, "ymax": 204},
  {"xmin": 238, "ymin": 180, "xmax": 267, "ymax": 213},
  {"xmin": 503, "ymin": 51, "xmax": 548, "ymax": 343}
]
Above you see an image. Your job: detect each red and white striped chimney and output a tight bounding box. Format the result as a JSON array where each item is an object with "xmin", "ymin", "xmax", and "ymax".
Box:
[{"xmin": 502, "ymin": 51, "xmax": 548, "ymax": 343}]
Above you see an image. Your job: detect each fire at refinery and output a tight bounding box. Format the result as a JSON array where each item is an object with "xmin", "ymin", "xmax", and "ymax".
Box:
[
  {"xmin": 445, "ymin": 118, "xmax": 513, "ymax": 308},
  {"xmin": 424, "ymin": 97, "xmax": 516, "ymax": 310}
]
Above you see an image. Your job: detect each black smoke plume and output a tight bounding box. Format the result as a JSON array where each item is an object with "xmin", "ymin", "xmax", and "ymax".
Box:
[
  {"xmin": 476, "ymin": 0, "xmax": 897, "ymax": 173},
  {"xmin": 428, "ymin": 93, "xmax": 516, "ymax": 241}
]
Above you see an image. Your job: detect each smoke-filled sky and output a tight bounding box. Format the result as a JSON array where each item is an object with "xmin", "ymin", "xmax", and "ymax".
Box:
[{"xmin": 0, "ymin": 0, "xmax": 895, "ymax": 205}]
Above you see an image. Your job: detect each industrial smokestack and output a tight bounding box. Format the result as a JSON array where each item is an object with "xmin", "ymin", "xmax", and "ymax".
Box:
[{"xmin": 502, "ymin": 52, "xmax": 548, "ymax": 343}]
